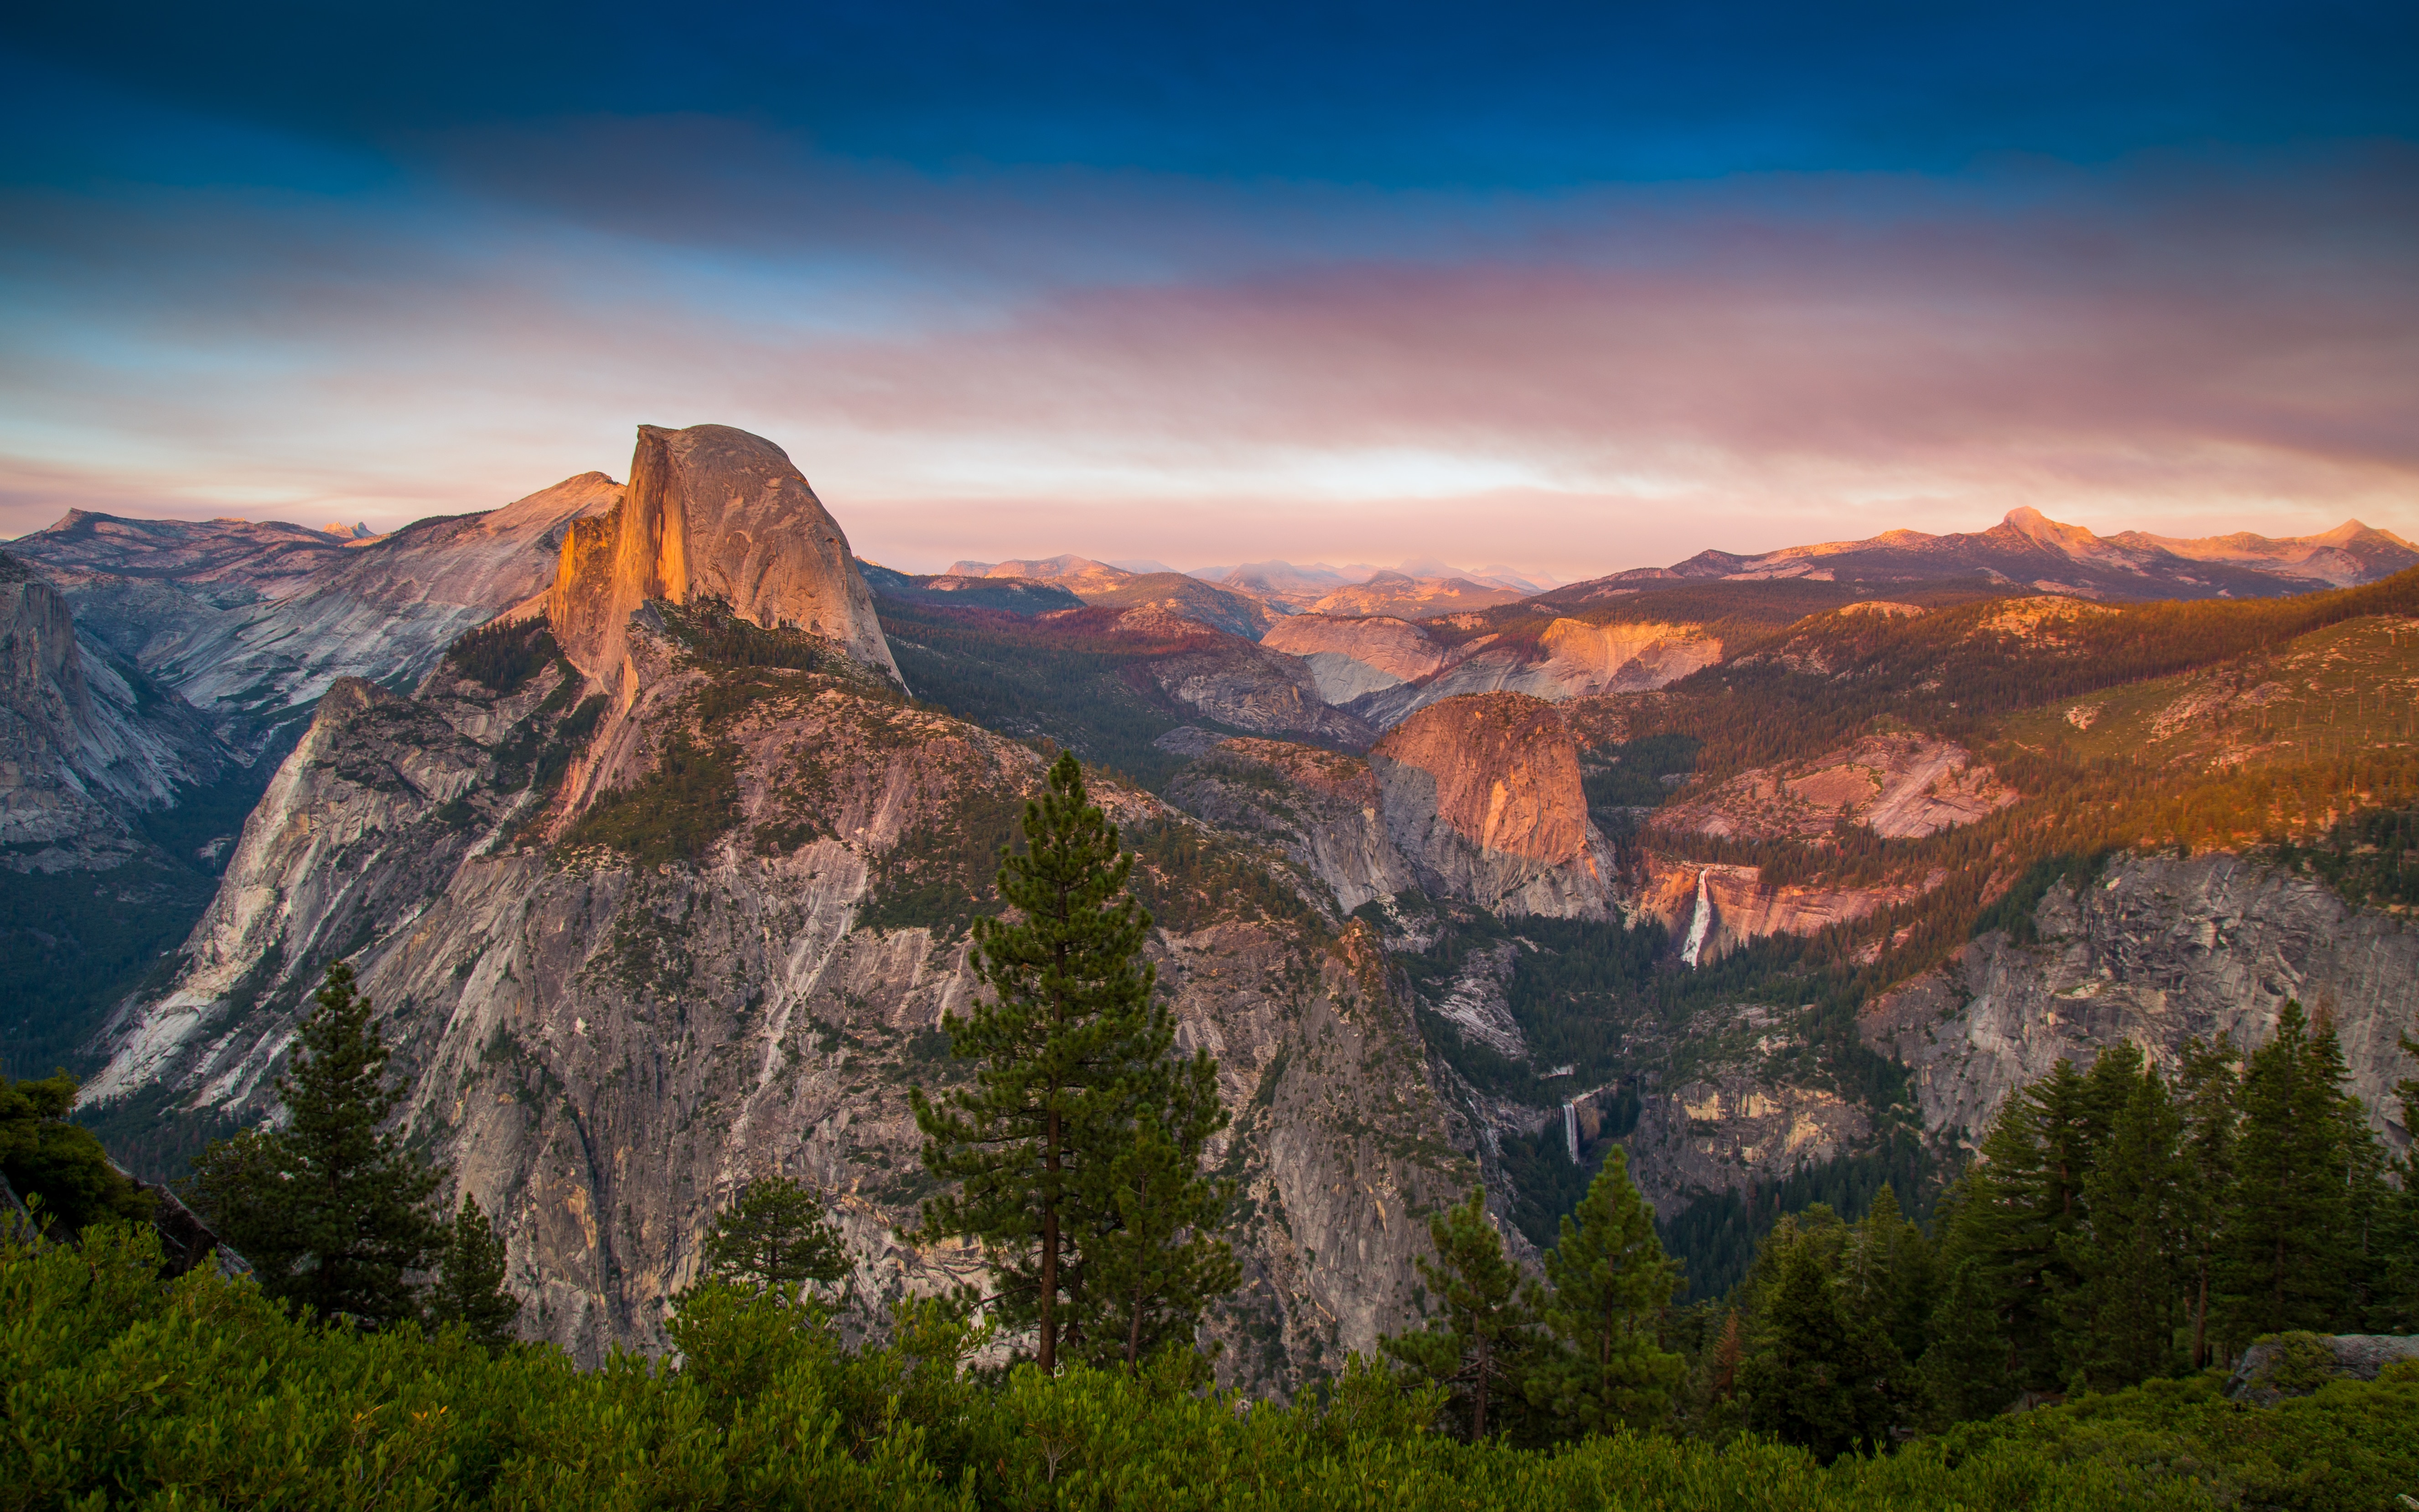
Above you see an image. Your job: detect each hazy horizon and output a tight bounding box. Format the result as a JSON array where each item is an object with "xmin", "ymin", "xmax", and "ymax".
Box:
[{"xmin": 4, "ymin": 3, "xmax": 2413, "ymax": 580}]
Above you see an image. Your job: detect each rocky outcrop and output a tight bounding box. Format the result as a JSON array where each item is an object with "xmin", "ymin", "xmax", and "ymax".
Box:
[
  {"xmin": 14, "ymin": 478, "xmax": 617, "ymax": 750},
  {"xmin": 2226, "ymin": 1333, "xmax": 2419, "ymax": 1403},
  {"xmin": 1621, "ymin": 1005, "xmax": 1874, "ymax": 1217},
  {"xmin": 550, "ymin": 426, "xmax": 899, "ymax": 690},
  {"xmin": 1260, "ymin": 616, "xmax": 1448, "ymax": 704},
  {"xmin": 1653, "ymin": 733, "xmax": 2017, "ymax": 842},
  {"xmin": 0, "ymin": 552, "xmax": 229, "ymax": 865},
  {"xmin": 1305, "ymin": 572, "xmax": 1525, "ymax": 620},
  {"xmin": 1342, "ymin": 618, "xmax": 1720, "ymax": 729},
  {"xmin": 1861, "ymin": 851, "xmax": 2419, "ymax": 1153},
  {"xmin": 1630, "ymin": 856, "xmax": 1937, "ymax": 965},
  {"xmin": 1368, "ymin": 694, "xmax": 1613, "ymax": 919},
  {"xmin": 1165, "ymin": 739, "xmax": 1419, "ymax": 914}
]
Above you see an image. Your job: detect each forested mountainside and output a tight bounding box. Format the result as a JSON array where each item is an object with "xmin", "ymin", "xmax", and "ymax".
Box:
[{"xmin": 23, "ymin": 419, "xmax": 2416, "ymax": 1387}]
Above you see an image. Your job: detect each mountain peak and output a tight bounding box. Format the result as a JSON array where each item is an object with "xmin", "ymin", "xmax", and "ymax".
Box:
[{"xmin": 549, "ymin": 424, "xmax": 898, "ymax": 688}]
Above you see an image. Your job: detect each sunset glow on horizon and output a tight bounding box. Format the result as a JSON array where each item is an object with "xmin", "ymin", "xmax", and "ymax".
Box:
[{"xmin": 3, "ymin": 2, "xmax": 2414, "ymax": 579}]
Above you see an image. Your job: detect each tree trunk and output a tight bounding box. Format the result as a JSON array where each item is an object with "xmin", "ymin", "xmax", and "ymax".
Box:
[{"xmin": 1041, "ymin": 1105, "xmax": 1061, "ymax": 1372}]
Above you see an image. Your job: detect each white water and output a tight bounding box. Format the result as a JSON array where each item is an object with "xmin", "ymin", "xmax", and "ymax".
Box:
[
  {"xmin": 1679, "ymin": 868, "xmax": 1714, "ymax": 968},
  {"xmin": 1563, "ymin": 1101, "xmax": 1580, "ymax": 1164}
]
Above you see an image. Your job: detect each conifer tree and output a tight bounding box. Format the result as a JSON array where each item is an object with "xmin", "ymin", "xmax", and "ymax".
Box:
[
  {"xmin": 1736, "ymin": 1236, "xmax": 1902, "ymax": 1460},
  {"xmin": 1919, "ymin": 1251, "xmax": 2013, "ymax": 1424},
  {"xmin": 430, "ymin": 1195, "xmax": 521, "ymax": 1352},
  {"xmin": 911, "ymin": 753, "xmax": 1188, "ymax": 1372},
  {"xmin": 1382, "ymin": 1188, "xmax": 1542, "ymax": 1440},
  {"xmin": 189, "ymin": 962, "xmax": 441, "ymax": 1329},
  {"xmin": 1845, "ymin": 1184, "xmax": 1935, "ymax": 1364},
  {"xmin": 2220, "ymin": 1001, "xmax": 2363, "ymax": 1338},
  {"xmin": 2379, "ymin": 1022, "xmax": 2419, "ymax": 1332},
  {"xmin": 1526, "ymin": 1148, "xmax": 1683, "ymax": 1435},
  {"xmin": 699, "ymin": 1176, "xmax": 850, "ymax": 1300},
  {"xmin": 1071, "ymin": 1046, "xmax": 1237, "ymax": 1367},
  {"xmin": 2058, "ymin": 1061, "xmax": 2184, "ymax": 1392},
  {"xmin": 2173, "ymin": 1035, "xmax": 2240, "ymax": 1368}
]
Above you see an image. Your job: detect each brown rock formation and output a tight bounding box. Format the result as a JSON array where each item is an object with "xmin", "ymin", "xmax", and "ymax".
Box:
[
  {"xmin": 549, "ymin": 425, "xmax": 899, "ymax": 689},
  {"xmin": 1368, "ymin": 693, "xmax": 1612, "ymax": 917}
]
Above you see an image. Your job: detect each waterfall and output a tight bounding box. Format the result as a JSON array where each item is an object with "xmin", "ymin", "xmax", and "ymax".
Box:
[
  {"xmin": 1563, "ymin": 1101, "xmax": 1580, "ymax": 1164},
  {"xmin": 1680, "ymin": 868, "xmax": 1715, "ymax": 967}
]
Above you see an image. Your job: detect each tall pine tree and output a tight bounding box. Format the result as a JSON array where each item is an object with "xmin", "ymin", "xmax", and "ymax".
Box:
[
  {"xmin": 1070, "ymin": 1047, "xmax": 1237, "ymax": 1368},
  {"xmin": 1737, "ymin": 1234, "xmax": 1903, "ymax": 1461},
  {"xmin": 2173, "ymin": 1035, "xmax": 2240, "ymax": 1369},
  {"xmin": 1382, "ymin": 1188, "xmax": 1543, "ymax": 1441},
  {"xmin": 429, "ymin": 1194, "xmax": 521, "ymax": 1352},
  {"xmin": 1526, "ymin": 1148, "xmax": 1684, "ymax": 1435},
  {"xmin": 912, "ymin": 753, "xmax": 1213, "ymax": 1372},
  {"xmin": 2220, "ymin": 1001, "xmax": 2364, "ymax": 1340},
  {"xmin": 189, "ymin": 963, "xmax": 442, "ymax": 1329},
  {"xmin": 699, "ymin": 1176, "xmax": 850, "ymax": 1300},
  {"xmin": 2057, "ymin": 1058, "xmax": 2185, "ymax": 1392}
]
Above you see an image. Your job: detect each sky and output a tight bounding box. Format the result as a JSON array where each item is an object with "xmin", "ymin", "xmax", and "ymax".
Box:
[{"xmin": 2, "ymin": 2, "xmax": 2415, "ymax": 580}]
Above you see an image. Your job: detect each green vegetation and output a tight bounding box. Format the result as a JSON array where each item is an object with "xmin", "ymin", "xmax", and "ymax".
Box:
[
  {"xmin": 912, "ymin": 754, "xmax": 1234, "ymax": 1371},
  {"xmin": 1124, "ymin": 817, "xmax": 1319, "ymax": 932},
  {"xmin": 696, "ymin": 1175, "xmax": 849, "ymax": 1300},
  {"xmin": 2275, "ymin": 804, "xmax": 2419, "ymax": 910},
  {"xmin": 858, "ymin": 782, "xmax": 1025, "ymax": 937},
  {"xmin": 559, "ymin": 729, "xmax": 744, "ymax": 865},
  {"xmin": 1579, "ymin": 732, "xmax": 1701, "ymax": 818},
  {"xmin": 13, "ymin": 1219, "xmax": 2346, "ymax": 1510},
  {"xmin": 0, "ymin": 1072, "xmax": 154, "ymax": 1232},
  {"xmin": 445, "ymin": 616, "xmax": 560, "ymax": 694},
  {"xmin": 875, "ymin": 599, "xmax": 1268, "ymax": 791},
  {"xmin": 187, "ymin": 962, "xmax": 444, "ymax": 1328},
  {"xmin": 428, "ymin": 1195, "xmax": 521, "ymax": 1353}
]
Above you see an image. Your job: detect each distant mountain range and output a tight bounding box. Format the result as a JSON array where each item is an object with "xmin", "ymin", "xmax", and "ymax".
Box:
[{"xmin": 1545, "ymin": 508, "xmax": 2417, "ymax": 606}]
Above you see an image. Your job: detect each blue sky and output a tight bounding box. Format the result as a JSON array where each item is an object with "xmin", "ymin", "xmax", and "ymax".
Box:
[{"xmin": 3, "ymin": 1, "xmax": 2414, "ymax": 574}]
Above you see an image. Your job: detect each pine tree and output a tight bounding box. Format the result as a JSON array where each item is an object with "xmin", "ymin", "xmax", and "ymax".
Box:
[
  {"xmin": 1525, "ymin": 1148, "xmax": 1684, "ymax": 1435},
  {"xmin": 2058, "ymin": 1061, "xmax": 2184, "ymax": 1392},
  {"xmin": 2219, "ymin": 1001, "xmax": 2362, "ymax": 1339},
  {"xmin": 1071, "ymin": 1047, "xmax": 1237, "ymax": 1368},
  {"xmin": 2173, "ymin": 1035, "xmax": 2240, "ymax": 1369},
  {"xmin": 699, "ymin": 1176, "xmax": 850, "ymax": 1300},
  {"xmin": 1736, "ymin": 1235, "xmax": 1902, "ymax": 1460},
  {"xmin": 430, "ymin": 1195, "xmax": 520, "ymax": 1352},
  {"xmin": 1919, "ymin": 1251, "xmax": 2014, "ymax": 1424},
  {"xmin": 1381, "ymin": 1188, "xmax": 1542, "ymax": 1440},
  {"xmin": 911, "ymin": 752, "xmax": 1171, "ymax": 1372},
  {"xmin": 2378, "ymin": 1022, "xmax": 2419, "ymax": 1332},
  {"xmin": 1844, "ymin": 1184, "xmax": 1934, "ymax": 1365},
  {"xmin": 189, "ymin": 962, "xmax": 442, "ymax": 1328}
]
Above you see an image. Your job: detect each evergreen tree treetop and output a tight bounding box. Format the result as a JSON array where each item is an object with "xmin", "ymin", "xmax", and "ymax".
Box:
[
  {"xmin": 913, "ymin": 751, "xmax": 1210, "ymax": 1374},
  {"xmin": 1528, "ymin": 1147, "xmax": 1683, "ymax": 1435},
  {"xmin": 188, "ymin": 962, "xmax": 442, "ymax": 1330},
  {"xmin": 699, "ymin": 1176, "xmax": 850, "ymax": 1301}
]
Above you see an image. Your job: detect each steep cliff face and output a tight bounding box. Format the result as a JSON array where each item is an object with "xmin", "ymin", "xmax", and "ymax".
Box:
[
  {"xmin": 1628, "ymin": 855, "xmax": 1936, "ymax": 965},
  {"xmin": 1621, "ymin": 1003, "xmax": 1874, "ymax": 1218},
  {"xmin": 1165, "ymin": 738, "xmax": 1419, "ymax": 914},
  {"xmin": 0, "ymin": 552, "xmax": 228, "ymax": 862},
  {"xmin": 550, "ymin": 426, "xmax": 898, "ymax": 690},
  {"xmin": 88, "ymin": 456, "xmax": 1480, "ymax": 1387},
  {"xmin": 1863, "ymin": 852, "xmax": 2419, "ymax": 1154},
  {"xmin": 1369, "ymin": 694, "xmax": 1613, "ymax": 919}
]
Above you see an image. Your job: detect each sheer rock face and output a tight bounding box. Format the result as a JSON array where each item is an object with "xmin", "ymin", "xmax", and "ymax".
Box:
[
  {"xmin": 1339, "ymin": 618, "xmax": 1721, "ymax": 730},
  {"xmin": 1368, "ymin": 694, "xmax": 1613, "ymax": 919},
  {"xmin": 87, "ymin": 625, "xmax": 1473, "ymax": 1390},
  {"xmin": 1165, "ymin": 739, "xmax": 1419, "ymax": 915},
  {"xmin": 1629, "ymin": 855, "xmax": 1939, "ymax": 964},
  {"xmin": 1862, "ymin": 851, "xmax": 2419, "ymax": 1154},
  {"xmin": 550, "ymin": 425, "xmax": 900, "ymax": 691},
  {"xmin": 0, "ymin": 552, "xmax": 228, "ymax": 862}
]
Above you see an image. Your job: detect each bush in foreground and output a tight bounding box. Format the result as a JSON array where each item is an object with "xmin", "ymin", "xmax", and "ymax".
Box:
[{"xmin": 5, "ymin": 1221, "xmax": 2349, "ymax": 1512}]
